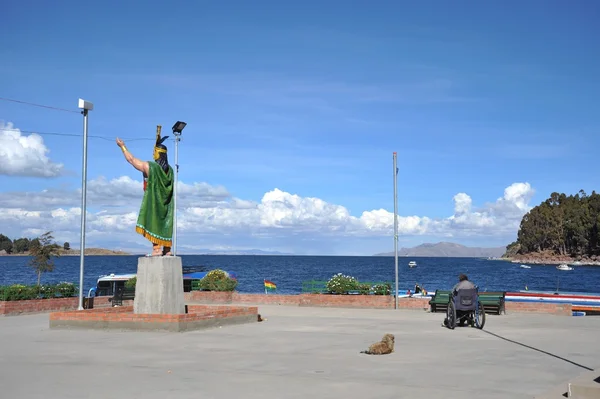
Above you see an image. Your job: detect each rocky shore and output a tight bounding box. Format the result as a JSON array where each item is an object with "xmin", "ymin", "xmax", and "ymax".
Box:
[{"xmin": 501, "ymin": 252, "xmax": 600, "ymax": 266}]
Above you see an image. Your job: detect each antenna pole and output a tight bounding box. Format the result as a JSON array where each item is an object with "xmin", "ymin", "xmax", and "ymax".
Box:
[{"xmin": 393, "ymin": 152, "xmax": 399, "ymax": 310}]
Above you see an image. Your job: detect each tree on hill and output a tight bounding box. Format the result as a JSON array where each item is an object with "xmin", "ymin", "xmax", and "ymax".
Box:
[
  {"xmin": 63, "ymin": 242, "xmax": 70, "ymax": 251},
  {"xmin": 29, "ymin": 231, "xmax": 61, "ymax": 285},
  {"xmin": 508, "ymin": 190, "xmax": 600, "ymax": 258},
  {"xmin": 13, "ymin": 237, "xmax": 31, "ymax": 253},
  {"xmin": 0, "ymin": 234, "xmax": 13, "ymax": 254}
]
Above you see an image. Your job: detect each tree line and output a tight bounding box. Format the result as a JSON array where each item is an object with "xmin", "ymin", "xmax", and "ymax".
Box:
[
  {"xmin": 0, "ymin": 233, "xmax": 69, "ymax": 254},
  {"xmin": 506, "ymin": 190, "xmax": 600, "ymax": 257}
]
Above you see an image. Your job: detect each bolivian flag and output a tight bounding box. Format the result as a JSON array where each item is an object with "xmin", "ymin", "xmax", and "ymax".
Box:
[{"xmin": 264, "ymin": 279, "xmax": 277, "ymax": 293}]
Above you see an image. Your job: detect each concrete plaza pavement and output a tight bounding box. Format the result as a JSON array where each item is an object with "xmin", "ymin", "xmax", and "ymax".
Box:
[{"xmin": 1, "ymin": 305, "xmax": 599, "ymax": 399}]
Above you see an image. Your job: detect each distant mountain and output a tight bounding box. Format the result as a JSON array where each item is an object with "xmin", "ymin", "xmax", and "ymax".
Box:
[{"xmin": 373, "ymin": 242, "xmax": 506, "ymax": 258}]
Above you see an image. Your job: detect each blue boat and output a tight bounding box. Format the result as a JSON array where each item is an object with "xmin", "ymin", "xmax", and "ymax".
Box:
[{"xmin": 90, "ymin": 266, "xmax": 237, "ymax": 297}]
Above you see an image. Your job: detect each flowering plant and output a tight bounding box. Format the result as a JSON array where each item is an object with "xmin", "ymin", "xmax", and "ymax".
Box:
[
  {"xmin": 326, "ymin": 273, "xmax": 359, "ymax": 294},
  {"xmin": 371, "ymin": 283, "xmax": 391, "ymax": 295},
  {"xmin": 199, "ymin": 269, "xmax": 237, "ymax": 292}
]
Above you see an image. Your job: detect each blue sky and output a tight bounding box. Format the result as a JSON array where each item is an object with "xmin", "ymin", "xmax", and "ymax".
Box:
[{"xmin": 0, "ymin": 1, "xmax": 599, "ymax": 255}]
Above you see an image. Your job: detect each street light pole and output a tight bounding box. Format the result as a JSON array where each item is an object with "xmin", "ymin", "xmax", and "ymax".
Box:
[
  {"xmin": 173, "ymin": 132, "xmax": 181, "ymax": 256},
  {"xmin": 171, "ymin": 121, "xmax": 187, "ymax": 257},
  {"xmin": 393, "ymin": 152, "xmax": 399, "ymax": 310},
  {"xmin": 77, "ymin": 98, "xmax": 93, "ymax": 310}
]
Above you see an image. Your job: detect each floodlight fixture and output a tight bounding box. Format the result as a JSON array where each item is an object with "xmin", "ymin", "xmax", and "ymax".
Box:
[
  {"xmin": 78, "ymin": 98, "xmax": 94, "ymax": 111},
  {"xmin": 172, "ymin": 121, "xmax": 187, "ymax": 134}
]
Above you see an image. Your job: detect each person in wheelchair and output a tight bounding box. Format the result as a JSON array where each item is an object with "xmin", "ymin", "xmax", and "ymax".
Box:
[{"xmin": 443, "ymin": 273, "xmax": 477, "ymax": 327}]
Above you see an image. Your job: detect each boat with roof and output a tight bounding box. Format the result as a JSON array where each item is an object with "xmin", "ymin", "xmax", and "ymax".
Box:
[{"xmin": 89, "ymin": 266, "xmax": 237, "ymax": 297}]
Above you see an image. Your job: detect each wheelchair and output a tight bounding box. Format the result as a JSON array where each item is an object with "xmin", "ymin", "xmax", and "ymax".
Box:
[{"xmin": 445, "ymin": 287, "xmax": 486, "ymax": 329}]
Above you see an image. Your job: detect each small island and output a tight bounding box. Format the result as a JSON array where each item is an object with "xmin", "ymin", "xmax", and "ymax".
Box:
[
  {"xmin": 503, "ymin": 190, "xmax": 600, "ymax": 265},
  {"xmin": 0, "ymin": 233, "xmax": 129, "ymax": 256}
]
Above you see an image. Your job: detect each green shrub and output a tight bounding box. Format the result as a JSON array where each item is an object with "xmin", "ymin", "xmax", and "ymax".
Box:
[
  {"xmin": 358, "ymin": 283, "xmax": 371, "ymax": 295},
  {"xmin": 125, "ymin": 277, "xmax": 137, "ymax": 289},
  {"xmin": 372, "ymin": 283, "xmax": 391, "ymax": 295},
  {"xmin": 326, "ymin": 273, "xmax": 359, "ymax": 294},
  {"xmin": 198, "ymin": 269, "xmax": 237, "ymax": 292},
  {"xmin": 0, "ymin": 283, "xmax": 78, "ymax": 301},
  {"xmin": 55, "ymin": 282, "xmax": 77, "ymax": 297}
]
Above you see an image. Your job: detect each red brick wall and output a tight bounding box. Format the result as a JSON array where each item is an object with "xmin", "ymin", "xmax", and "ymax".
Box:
[
  {"xmin": 299, "ymin": 294, "xmax": 393, "ymax": 308},
  {"xmin": 50, "ymin": 304, "xmax": 258, "ymax": 323},
  {"xmin": 185, "ymin": 291, "xmax": 234, "ymax": 303},
  {"xmin": 0, "ymin": 296, "xmax": 133, "ymax": 316},
  {"xmin": 506, "ymin": 301, "xmax": 572, "ymax": 316},
  {"xmin": 234, "ymin": 294, "xmax": 301, "ymax": 305},
  {"xmin": 0, "ymin": 298, "xmax": 78, "ymax": 316},
  {"xmin": 187, "ymin": 304, "xmax": 258, "ymax": 319},
  {"xmin": 1, "ymin": 292, "xmax": 573, "ymax": 316},
  {"xmin": 184, "ymin": 292, "xmax": 431, "ymax": 310}
]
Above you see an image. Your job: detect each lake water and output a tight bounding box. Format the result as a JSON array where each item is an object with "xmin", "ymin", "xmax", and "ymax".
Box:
[{"xmin": 2, "ymin": 255, "xmax": 599, "ymax": 295}]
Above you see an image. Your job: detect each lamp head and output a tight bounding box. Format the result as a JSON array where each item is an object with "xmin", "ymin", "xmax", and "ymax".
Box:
[
  {"xmin": 172, "ymin": 121, "xmax": 187, "ymax": 134},
  {"xmin": 78, "ymin": 98, "xmax": 94, "ymax": 111}
]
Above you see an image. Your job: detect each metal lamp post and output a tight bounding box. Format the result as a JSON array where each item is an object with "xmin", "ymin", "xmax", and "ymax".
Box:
[
  {"xmin": 393, "ymin": 152, "xmax": 399, "ymax": 309},
  {"xmin": 171, "ymin": 121, "xmax": 187, "ymax": 256},
  {"xmin": 77, "ymin": 98, "xmax": 93, "ymax": 310}
]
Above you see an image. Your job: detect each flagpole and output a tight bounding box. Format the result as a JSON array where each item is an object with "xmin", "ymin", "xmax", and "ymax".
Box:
[
  {"xmin": 264, "ymin": 279, "xmax": 267, "ymax": 295},
  {"xmin": 393, "ymin": 152, "xmax": 399, "ymax": 310}
]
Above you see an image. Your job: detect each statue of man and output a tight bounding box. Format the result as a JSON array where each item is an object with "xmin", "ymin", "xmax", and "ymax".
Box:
[{"xmin": 116, "ymin": 126, "xmax": 174, "ymax": 256}]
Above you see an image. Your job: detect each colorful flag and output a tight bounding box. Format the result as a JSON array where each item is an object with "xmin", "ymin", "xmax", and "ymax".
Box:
[{"xmin": 264, "ymin": 279, "xmax": 277, "ymax": 292}]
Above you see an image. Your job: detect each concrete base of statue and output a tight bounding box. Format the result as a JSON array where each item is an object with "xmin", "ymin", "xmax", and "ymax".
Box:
[{"xmin": 133, "ymin": 256, "xmax": 185, "ymax": 315}]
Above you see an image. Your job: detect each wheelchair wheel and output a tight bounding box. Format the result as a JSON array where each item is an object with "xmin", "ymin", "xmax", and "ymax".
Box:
[
  {"xmin": 475, "ymin": 301, "xmax": 486, "ymax": 329},
  {"xmin": 446, "ymin": 301, "xmax": 456, "ymax": 329}
]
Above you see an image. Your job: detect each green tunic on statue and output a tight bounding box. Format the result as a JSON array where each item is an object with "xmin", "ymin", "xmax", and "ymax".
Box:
[{"xmin": 135, "ymin": 161, "xmax": 174, "ymax": 246}]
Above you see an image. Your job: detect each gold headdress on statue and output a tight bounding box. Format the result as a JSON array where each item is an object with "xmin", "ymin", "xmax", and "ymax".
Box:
[{"xmin": 153, "ymin": 125, "xmax": 169, "ymax": 161}]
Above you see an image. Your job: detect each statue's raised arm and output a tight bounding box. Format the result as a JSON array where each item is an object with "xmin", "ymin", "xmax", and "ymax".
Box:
[{"xmin": 116, "ymin": 137, "xmax": 150, "ymax": 176}]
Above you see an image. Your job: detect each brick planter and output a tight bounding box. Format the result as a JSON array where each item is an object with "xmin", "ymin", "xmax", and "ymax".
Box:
[
  {"xmin": 186, "ymin": 291, "xmax": 234, "ymax": 303},
  {"xmin": 49, "ymin": 304, "xmax": 258, "ymax": 332}
]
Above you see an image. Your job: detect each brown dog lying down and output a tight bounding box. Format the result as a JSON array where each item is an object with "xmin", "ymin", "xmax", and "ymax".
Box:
[{"xmin": 360, "ymin": 333, "xmax": 395, "ymax": 355}]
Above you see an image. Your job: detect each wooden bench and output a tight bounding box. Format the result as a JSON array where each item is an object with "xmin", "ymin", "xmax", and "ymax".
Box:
[
  {"xmin": 478, "ymin": 291, "xmax": 506, "ymax": 315},
  {"xmin": 429, "ymin": 290, "xmax": 505, "ymax": 315},
  {"xmin": 429, "ymin": 290, "xmax": 451, "ymax": 312},
  {"xmin": 111, "ymin": 287, "xmax": 135, "ymax": 306}
]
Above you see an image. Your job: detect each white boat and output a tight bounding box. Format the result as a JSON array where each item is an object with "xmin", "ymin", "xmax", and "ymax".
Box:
[
  {"xmin": 408, "ymin": 261, "xmax": 417, "ymax": 268},
  {"xmin": 520, "ymin": 265, "xmax": 531, "ymax": 269},
  {"xmin": 556, "ymin": 264, "xmax": 574, "ymax": 271}
]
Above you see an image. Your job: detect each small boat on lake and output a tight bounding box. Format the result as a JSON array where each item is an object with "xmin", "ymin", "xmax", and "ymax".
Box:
[
  {"xmin": 520, "ymin": 265, "xmax": 531, "ymax": 269},
  {"xmin": 556, "ymin": 264, "xmax": 574, "ymax": 271},
  {"xmin": 408, "ymin": 261, "xmax": 417, "ymax": 268}
]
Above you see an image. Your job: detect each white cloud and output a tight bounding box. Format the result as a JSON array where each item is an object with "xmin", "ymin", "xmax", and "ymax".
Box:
[
  {"xmin": 0, "ymin": 177, "xmax": 535, "ymax": 254},
  {"xmin": 0, "ymin": 121, "xmax": 64, "ymax": 177},
  {"xmin": 0, "ymin": 175, "xmax": 230, "ymax": 209}
]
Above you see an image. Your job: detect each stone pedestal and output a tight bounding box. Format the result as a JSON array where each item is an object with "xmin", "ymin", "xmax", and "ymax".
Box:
[{"xmin": 133, "ymin": 256, "xmax": 185, "ymax": 315}]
